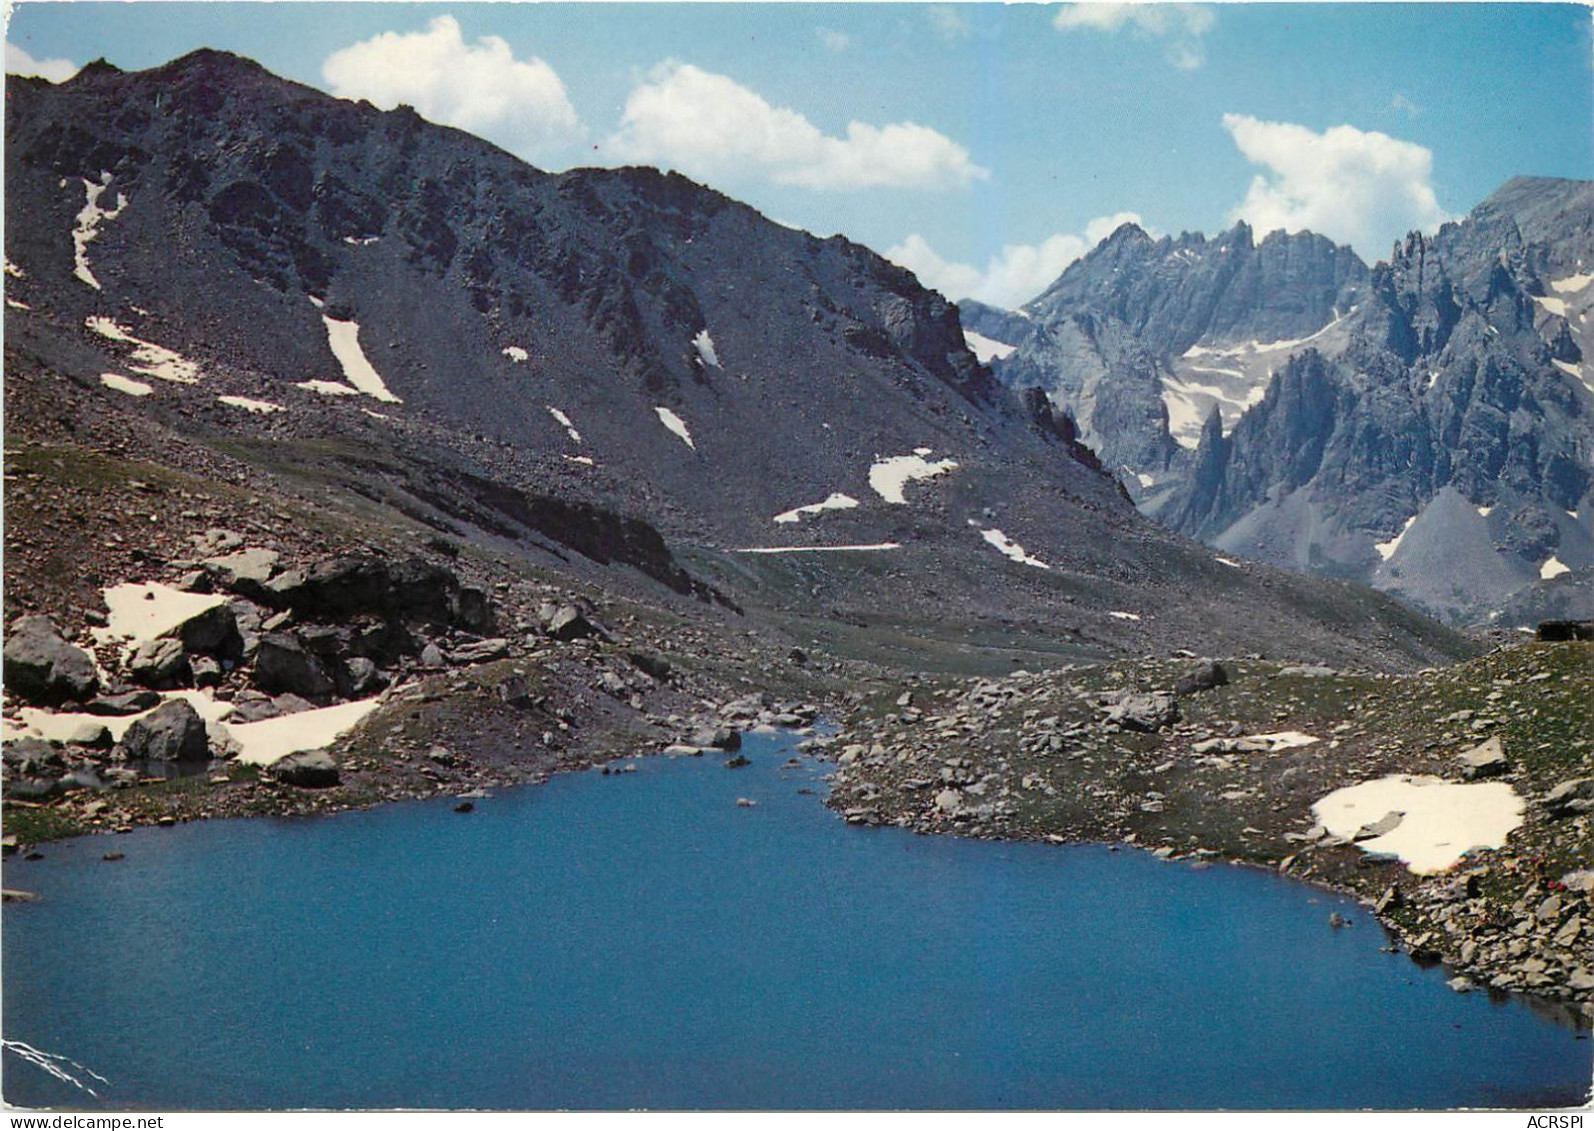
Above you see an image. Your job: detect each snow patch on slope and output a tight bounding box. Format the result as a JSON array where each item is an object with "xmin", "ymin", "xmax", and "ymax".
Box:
[
  {"xmin": 502, "ymin": 346, "xmax": 529, "ymax": 363},
  {"xmin": 655, "ymin": 406, "xmax": 696, "ymax": 449},
  {"xmin": 773, "ymin": 493, "xmax": 859, "ymax": 524},
  {"xmin": 322, "ymin": 315, "xmax": 401, "ymax": 402},
  {"xmin": 91, "ymin": 582, "xmax": 229, "ymax": 658},
  {"xmin": 85, "ymin": 318, "xmax": 201, "ymax": 384},
  {"xmin": 1541, "ymin": 556, "xmax": 1571, "ymax": 581},
  {"xmin": 71, "ymin": 174, "xmax": 126, "ymax": 290},
  {"xmin": 734, "ymin": 543, "xmax": 900, "ymax": 554},
  {"xmin": 295, "ymin": 380, "xmax": 361, "ymax": 397},
  {"xmin": 217, "ymin": 395, "xmax": 285, "ymax": 415},
  {"xmin": 1313, "ymin": 775, "xmax": 1524, "ymax": 874},
  {"xmin": 100, "ymin": 373, "xmax": 152, "ymax": 397},
  {"xmin": 546, "ymin": 406, "xmax": 582, "ymax": 444},
  {"xmin": 868, "ymin": 453, "xmax": 958, "ymax": 504},
  {"xmin": 963, "ymin": 329, "xmax": 1017, "ymax": 364},
  {"xmin": 693, "ymin": 329, "xmax": 720, "ymax": 368},
  {"xmin": 978, "ymin": 527, "xmax": 1049, "ymax": 569},
  {"xmin": 1374, "ymin": 514, "xmax": 1419, "ymax": 561}
]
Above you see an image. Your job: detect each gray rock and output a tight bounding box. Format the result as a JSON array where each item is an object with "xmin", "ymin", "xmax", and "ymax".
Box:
[
  {"xmin": 3, "ymin": 615, "xmax": 99, "ymax": 704},
  {"xmin": 121, "ymin": 699, "xmax": 210, "ymax": 762},
  {"xmin": 84, "ymin": 690, "xmax": 162, "ymax": 716},
  {"xmin": 253, "ymin": 633, "xmax": 335, "ymax": 699},
  {"xmin": 203, "ymin": 547, "xmax": 280, "ymax": 595},
  {"xmin": 64, "ymin": 721, "xmax": 114, "ymax": 749},
  {"xmin": 419, "ymin": 642, "xmax": 447, "ymax": 668},
  {"xmin": 174, "ymin": 602, "xmax": 242, "ymax": 659},
  {"xmin": 691, "ymin": 726, "xmax": 741, "ymax": 752},
  {"xmin": 544, "ymin": 605, "xmax": 599, "ymax": 642},
  {"xmin": 3, "ymin": 737, "xmax": 64, "ymax": 775},
  {"xmin": 129, "ymin": 636, "xmax": 191, "ymax": 690},
  {"xmin": 1173, "ymin": 660, "xmax": 1229, "ymax": 696},
  {"xmin": 344, "ymin": 657, "xmax": 386, "ymax": 696},
  {"xmin": 1353, "ymin": 811, "xmax": 1404, "ymax": 840},
  {"xmin": 449, "ymin": 637, "xmax": 510, "ymax": 664},
  {"xmin": 1103, "ymin": 690, "xmax": 1180, "ymax": 732},
  {"xmin": 190, "ymin": 655, "xmax": 223, "ymax": 688},
  {"xmin": 1543, "ymin": 777, "xmax": 1594, "ymax": 818},
  {"xmin": 1456, "ymin": 736, "xmax": 1509, "ymax": 780},
  {"xmin": 270, "ymin": 750, "xmax": 340, "ymax": 788}
]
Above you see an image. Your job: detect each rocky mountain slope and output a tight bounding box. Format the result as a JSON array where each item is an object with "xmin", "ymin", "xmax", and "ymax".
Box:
[
  {"xmin": 3, "ymin": 49, "xmax": 1469, "ymax": 670},
  {"xmin": 968, "ymin": 179, "xmax": 1594, "ymax": 627}
]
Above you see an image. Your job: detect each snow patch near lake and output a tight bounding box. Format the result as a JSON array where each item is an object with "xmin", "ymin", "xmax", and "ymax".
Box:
[
  {"xmin": 546, "ymin": 406, "xmax": 582, "ymax": 444},
  {"xmin": 655, "ymin": 406, "xmax": 696, "ymax": 449},
  {"xmin": 733, "ymin": 543, "xmax": 901, "ymax": 554},
  {"xmin": 979, "ymin": 528, "xmax": 1049, "ymax": 569},
  {"xmin": 1374, "ymin": 514, "xmax": 1418, "ymax": 561},
  {"xmin": 1313, "ymin": 775, "xmax": 1525, "ymax": 874},
  {"xmin": 100, "ymin": 373, "xmax": 152, "ymax": 397},
  {"xmin": 774, "ymin": 493, "xmax": 859, "ymax": 524},
  {"xmin": 1541, "ymin": 556, "xmax": 1571, "ymax": 580},
  {"xmin": 71, "ymin": 174, "xmax": 126, "ymax": 291},
  {"xmin": 85, "ymin": 318, "xmax": 201, "ymax": 384},
  {"xmin": 226, "ymin": 698, "xmax": 385, "ymax": 766},
  {"xmin": 693, "ymin": 329, "xmax": 720, "ymax": 368},
  {"xmin": 92, "ymin": 583, "xmax": 229, "ymax": 656},
  {"xmin": 869, "ymin": 453, "xmax": 958, "ymax": 504},
  {"xmin": 322, "ymin": 315, "xmax": 401, "ymax": 402},
  {"xmin": 295, "ymin": 380, "xmax": 361, "ymax": 397},
  {"xmin": 217, "ymin": 395, "xmax": 285, "ymax": 415},
  {"xmin": 963, "ymin": 330, "xmax": 1017, "ymax": 364}
]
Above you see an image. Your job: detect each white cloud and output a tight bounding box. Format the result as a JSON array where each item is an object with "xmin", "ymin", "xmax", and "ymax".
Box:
[
  {"xmin": 1053, "ymin": 3, "xmax": 1215, "ymax": 68},
  {"xmin": 5, "ymin": 44, "xmax": 79, "ymax": 83},
  {"xmin": 606, "ymin": 61, "xmax": 987, "ymax": 192},
  {"xmin": 1222, "ymin": 113, "xmax": 1451, "ymax": 261},
  {"xmin": 816, "ymin": 27, "xmax": 852, "ymax": 52},
  {"xmin": 927, "ymin": 7, "xmax": 974, "ymax": 42},
  {"xmin": 321, "ymin": 16, "xmax": 582, "ymax": 157},
  {"xmin": 886, "ymin": 212, "xmax": 1145, "ymax": 308}
]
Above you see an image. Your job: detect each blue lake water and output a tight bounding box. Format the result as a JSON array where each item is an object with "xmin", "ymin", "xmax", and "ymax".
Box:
[{"xmin": 3, "ymin": 730, "xmax": 1591, "ymax": 1110}]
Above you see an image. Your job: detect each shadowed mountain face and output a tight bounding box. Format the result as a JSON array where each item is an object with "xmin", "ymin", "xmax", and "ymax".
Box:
[
  {"xmin": 3, "ymin": 50, "xmax": 1474, "ymax": 669},
  {"xmin": 968, "ymin": 179, "xmax": 1594, "ymax": 627}
]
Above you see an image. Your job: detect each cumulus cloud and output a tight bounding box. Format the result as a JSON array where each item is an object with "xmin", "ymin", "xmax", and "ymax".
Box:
[
  {"xmin": 321, "ymin": 16, "xmax": 582, "ymax": 156},
  {"xmin": 5, "ymin": 44, "xmax": 79, "ymax": 83},
  {"xmin": 606, "ymin": 61, "xmax": 987, "ymax": 192},
  {"xmin": 887, "ymin": 212, "xmax": 1145, "ymax": 308},
  {"xmin": 1053, "ymin": 3, "xmax": 1215, "ymax": 69},
  {"xmin": 927, "ymin": 6, "xmax": 974, "ymax": 42},
  {"xmin": 1222, "ymin": 113, "xmax": 1451, "ymax": 261}
]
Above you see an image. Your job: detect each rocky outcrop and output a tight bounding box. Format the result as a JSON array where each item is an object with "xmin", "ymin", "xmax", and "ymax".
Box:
[
  {"xmin": 270, "ymin": 750, "xmax": 339, "ymax": 789},
  {"xmin": 3, "ymin": 616, "xmax": 99, "ymax": 704}
]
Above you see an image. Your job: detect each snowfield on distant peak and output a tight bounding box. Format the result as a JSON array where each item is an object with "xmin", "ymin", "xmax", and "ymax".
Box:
[
  {"xmin": 869, "ymin": 453, "xmax": 958, "ymax": 504},
  {"xmin": 963, "ymin": 329, "xmax": 1017, "ymax": 364}
]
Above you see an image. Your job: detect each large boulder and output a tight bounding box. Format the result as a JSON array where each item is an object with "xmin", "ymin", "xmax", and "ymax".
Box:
[
  {"xmin": 3, "ymin": 616, "xmax": 99, "ymax": 705},
  {"xmin": 175, "ymin": 602, "xmax": 243, "ymax": 660},
  {"xmin": 270, "ymin": 750, "xmax": 340, "ymax": 788},
  {"xmin": 1102, "ymin": 690, "xmax": 1180, "ymax": 733},
  {"xmin": 1174, "ymin": 660, "xmax": 1229, "ymax": 696},
  {"xmin": 253, "ymin": 633, "xmax": 335, "ymax": 699},
  {"xmin": 1456, "ymin": 737, "xmax": 1510, "ymax": 780},
  {"xmin": 121, "ymin": 699, "xmax": 211, "ymax": 762},
  {"xmin": 129, "ymin": 636, "xmax": 191, "ymax": 690},
  {"xmin": 544, "ymin": 605, "xmax": 600, "ymax": 642}
]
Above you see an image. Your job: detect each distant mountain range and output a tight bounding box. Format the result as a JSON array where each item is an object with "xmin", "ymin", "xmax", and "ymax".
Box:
[
  {"xmin": 1, "ymin": 49, "xmax": 1470, "ymax": 670},
  {"xmin": 964, "ymin": 177, "xmax": 1594, "ymax": 627}
]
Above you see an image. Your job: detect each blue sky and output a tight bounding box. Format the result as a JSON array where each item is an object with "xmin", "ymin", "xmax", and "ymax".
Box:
[{"xmin": 7, "ymin": 3, "xmax": 1591, "ymax": 307}]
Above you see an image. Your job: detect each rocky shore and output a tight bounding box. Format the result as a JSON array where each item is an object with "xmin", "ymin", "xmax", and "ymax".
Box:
[{"xmin": 823, "ymin": 647, "xmax": 1594, "ymax": 1021}]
